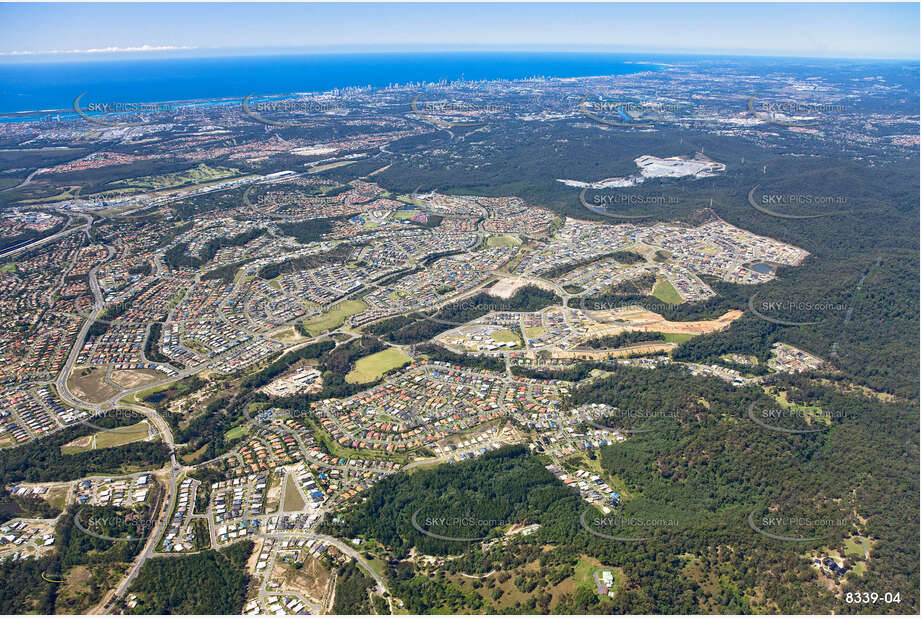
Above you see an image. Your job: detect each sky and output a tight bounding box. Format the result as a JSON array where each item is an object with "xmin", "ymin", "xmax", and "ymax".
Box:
[{"xmin": 0, "ymin": 2, "xmax": 918, "ymax": 61}]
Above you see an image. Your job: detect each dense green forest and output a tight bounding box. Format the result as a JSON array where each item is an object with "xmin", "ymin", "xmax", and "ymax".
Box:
[
  {"xmin": 415, "ymin": 342, "xmax": 507, "ymax": 372},
  {"xmin": 126, "ymin": 541, "xmax": 252, "ymax": 614},
  {"xmin": 143, "ymin": 322, "xmax": 174, "ymax": 365},
  {"xmin": 579, "ymin": 331, "xmax": 666, "ymax": 349},
  {"xmin": 325, "ymin": 360, "xmax": 918, "ymax": 613},
  {"xmin": 256, "ymin": 243, "xmax": 353, "ymax": 279},
  {"xmin": 276, "ymin": 216, "xmax": 345, "ymax": 244},
  {"xmin": 0, "ymin": 413, "xmax": 169, "ymax": 486},
  {"xmin": 363, "ymin": 285, "xmax": 560, "ymax": 344},
  {"xmin": 163, "ymin": 228, "xmax": 264, "ymax": 270},
  {"xmin": 324, "ymin": 446, "xmax": 580, "ymax": 558},
  {"xmin": 332, "ymin": 561, "xmax": 377, "ymax": 614},
  {"xmin": 0, "ymin": 501, "xmax": 160, "ymax": 614}
]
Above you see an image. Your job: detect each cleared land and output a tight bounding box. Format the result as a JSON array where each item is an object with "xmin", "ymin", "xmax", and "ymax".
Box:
[
  {"xmin": 282, "ymin": 474, "xmax": 306, "ymax": 512},
  {"xmin": 491, "ymin": 329, "xmax": 522, "ymax": 345},
  {"xmin": 587, "ymin": 307, "xmax": 742, "ymax": 336},
  {"xmin": 308, "ymin": 160, "xmax": 356, "ymax": 174},
  {"xmin": 109, "ymin": 369, "xmax": 163, "ymax": 390},
  {"xmin": 68, "ymin": 367, "xmax": 120, "ymax": 404},
  {"xmin": 486, "ymin": 234, "xmax": 521, "ymax": 248},
  {"xmin": 652, "ymin": 278, "xmax": 684, "ymax": 304},
  {"xmin": 301, "ymin": 300, "xmax": 366, "ymax": 336},
  {"xmin": 663, "ymin": 332, "xmax": 696, "ymax": 344},
  {"xmin": 268, "ymin": 325, "xmax": 307, "ymax": 343},
  {"xmin": 346, "ymin": 348, "xmax": 411, "ymax": 384},
  {"xmin": 272, "ymin": 557, "xmax": 331, "ymax": 603},
  {"xmin": 61, "ymin": 421, "xmax": 151, "ymax": 454},
  {"xmin": 391, "ymin": 209, "xmax": 420, "ymax": 220}
]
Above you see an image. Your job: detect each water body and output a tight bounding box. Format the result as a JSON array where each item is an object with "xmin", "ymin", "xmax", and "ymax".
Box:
[
  {"xmin": 0, "ymin": 52, "xmax": 663, "ymax": 115},
  {"xmin": 752, "ymin": 263, "xmax": 773, "ymax": 274}
]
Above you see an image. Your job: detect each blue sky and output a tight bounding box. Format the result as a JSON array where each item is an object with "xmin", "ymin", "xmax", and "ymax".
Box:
[{"xmin": 0, "ymin": 2, "xmax": 917, "ymax": 60}]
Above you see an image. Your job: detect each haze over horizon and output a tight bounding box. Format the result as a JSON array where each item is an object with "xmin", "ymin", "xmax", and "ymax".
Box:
[{"xmin": 1, "ymin": 2, "xmax": 918, "ymax": 61}]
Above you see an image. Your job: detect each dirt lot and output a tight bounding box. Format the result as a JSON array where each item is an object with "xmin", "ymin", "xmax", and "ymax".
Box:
[
  {"xmin": 556, "ymin": 342, "xmax": 676, "ymax": 360},
  {"xmin": 588, "ymin": 308, "xmax": 742, "ymax": 335},
  {"xmin": 109, "ymin": 368, "xmax": 163, "ymax": 390},
  {"xmin": 273, "ymin": 556, "xmax": 331, "ymax": 603},
  {"xmin": 488, "ymin": 276, "xmax": 557, "ymax": 299},
  {"xmin": 68, "ymin": 367, "xmax": 120, "ymax": 403}
]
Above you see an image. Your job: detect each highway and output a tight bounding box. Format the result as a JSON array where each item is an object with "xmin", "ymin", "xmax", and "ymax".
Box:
[{"xmin": 0, "ymin": 213, "xmax": 93, "ymax": 260}]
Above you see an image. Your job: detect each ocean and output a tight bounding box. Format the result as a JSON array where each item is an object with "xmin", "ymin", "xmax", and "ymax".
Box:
[{"xmin": 0, "ymin": 51, "xmax": 663, "ymax": 116}]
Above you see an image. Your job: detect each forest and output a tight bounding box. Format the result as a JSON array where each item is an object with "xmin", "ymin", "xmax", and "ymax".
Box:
[
  {"xmin": 324, "ymin": 359, "xmax": 918, "ymax": 613},
  {"xmin": 364, "ymin": 285, "xmax": 560, "ymax": 345},
  {"xmin": 126, "ymin": 541, "xmax": 252, "ymax": 614},
  {"xmin": 0, "ymin": 415, "xmax": 169, "ymax": 486}
]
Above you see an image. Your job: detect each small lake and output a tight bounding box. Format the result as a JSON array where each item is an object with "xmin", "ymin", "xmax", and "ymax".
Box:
[{"xmin": 752, "ymin": 263, "xmax": 773, "ymax": 274}]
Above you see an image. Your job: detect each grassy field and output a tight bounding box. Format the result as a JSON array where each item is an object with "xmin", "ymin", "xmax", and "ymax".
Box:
[
  {"xmin": 301, "ymin": 300, "xmax": 367, "ymax": 336},
  {"xmin": 111, "ymin": 162, "xmax": 238, "ymax": 190},
  {"xmin": 663, "ymin": 332, "xmax": 696, "ymax": 344},
  {"xmin": 523, "ymin": 326, "xmax": 547, "ymax": 339},
  {"xmin": 224, "ymin": 426, "xmax": 247, "ymax": 441},
  {"xmin": 62, "ymin": 421, "xmax": 150, "ymax": 454},
  {"xmin": 396, "ymin": 194, "xmax": 426, "ymax": 207},
  {"xmin": 45, "ymin": 485, "xmax": 69, "ymax": 511},
  {"xmin": 486, "ymin": 234, "xmax": 521, "ymax": 248},
  {"xmin": 573, "ymin": 557, "xmax": 622, "ymax": 597},
  {"xmin": 268, "ymin": 325, "xmax": 306, "ymax": 343},
  {"xmin": 346, "ymin": 348, "xmax": 411, "ymax": 384},
  {"xmin": 96, "ymin": 421, "xmax": 150, "ymax": 448},
  {"xmin": 180, "ymin": 443, "xmax": 208, "ymax": 465},
  {"xmin": 844, "ymin": 535, "xmax": 874, "ymax": 559},
  {"xmin": 573, "ymin": 557, "xmax": 602, "ymax": 588},
  {"xmin": 282, "ymin": 474, "xmax": 306, "ymax": 512},
  {"xmin": 652, "ymin": 278, "xmax": 684, "ymax": 305},
  {"xmin": 0, "ymin": 262, "xmax": 17, "ymax": 273},
  {"xmin": 308, "ymin": 160, "xmax": 356, "ymax": 174},
  {"xmin": 391, "ymin": 208, "xmax": 420, "ymax": 220},
  {"xmin": 491, "ymin": 329, "xmax": 522, "ymax": 346}
]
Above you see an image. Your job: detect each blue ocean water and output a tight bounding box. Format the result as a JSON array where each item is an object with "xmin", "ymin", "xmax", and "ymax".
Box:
[{"xmin": 0, "ymin": 52, "xmax": 663, "ymax": 115}]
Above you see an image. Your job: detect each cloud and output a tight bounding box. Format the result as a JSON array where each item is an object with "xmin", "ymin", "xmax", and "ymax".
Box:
[{"xmin": 0, "ymin": 45, "xmax": 197, "ymax": 56}]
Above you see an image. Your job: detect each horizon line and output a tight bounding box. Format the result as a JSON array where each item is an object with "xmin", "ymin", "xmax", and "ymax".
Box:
[{"xmin": 0, "ymin": 44, "xmax": 917, "ymax": 63}]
